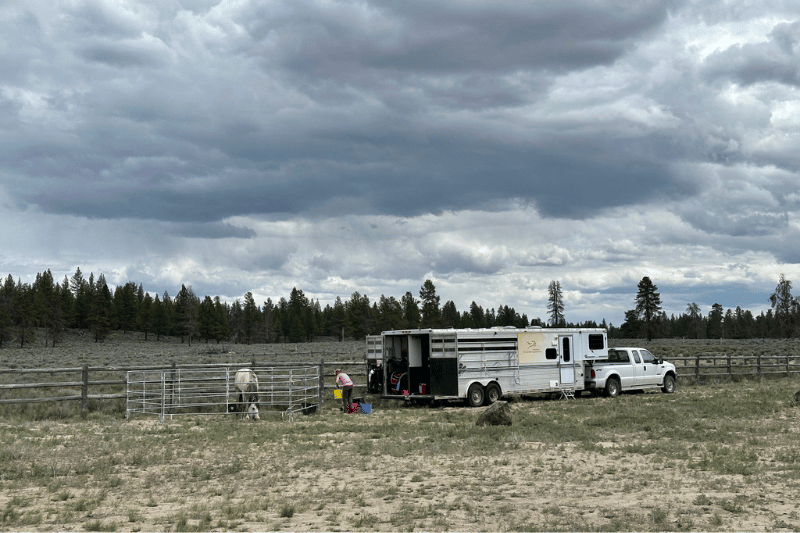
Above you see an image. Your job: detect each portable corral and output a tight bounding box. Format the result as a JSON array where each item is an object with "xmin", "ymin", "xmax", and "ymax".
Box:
[{"xmin": 366, "ymin": 326, "xmax": 607, "ymax": 406}]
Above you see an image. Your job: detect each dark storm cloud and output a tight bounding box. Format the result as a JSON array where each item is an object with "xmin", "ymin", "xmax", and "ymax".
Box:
[
  {"xmin": 250, "ymin": 0, "xmax": 676, "ymax": 77},
  {"xmin": 2, "ymin": 0, "xmax": 689, "ymax": 227}
]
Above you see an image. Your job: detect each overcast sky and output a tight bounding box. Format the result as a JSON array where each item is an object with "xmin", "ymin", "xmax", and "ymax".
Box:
[{"xmin": 2, "ymin": 0, "xmax": 800, "ymax": 327}]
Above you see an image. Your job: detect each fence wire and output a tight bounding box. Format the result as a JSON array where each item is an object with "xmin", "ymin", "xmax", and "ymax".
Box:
[{"xmin": 126, "ymin": 365, "xmax": 320, "ymax": 422}]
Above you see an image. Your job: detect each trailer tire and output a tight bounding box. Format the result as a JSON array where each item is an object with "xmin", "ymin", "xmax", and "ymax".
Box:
[
  {"xmin": 467, "ymin": 383, "xmax": 485, "ymax": 407},
  {"xmin": 485, "ymin": 383, "xmax": 502, "ymax": 405},
  {"xmin": 604, "ymin": 377, "xmax": 621, "ymax": 398},
  {"xmin": 661, "ymin": 374, "xmax": 676, "ymax": 394}
]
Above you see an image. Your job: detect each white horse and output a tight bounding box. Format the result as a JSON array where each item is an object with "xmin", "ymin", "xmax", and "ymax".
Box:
[{"xmin": 234, "ymin": 369, "xmax": 260, "ymax": 421}]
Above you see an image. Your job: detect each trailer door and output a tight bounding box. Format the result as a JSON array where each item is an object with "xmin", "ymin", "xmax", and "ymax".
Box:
[{"xmin": 558, "ymin": 335, "xmax": 577, "ymax": 386}]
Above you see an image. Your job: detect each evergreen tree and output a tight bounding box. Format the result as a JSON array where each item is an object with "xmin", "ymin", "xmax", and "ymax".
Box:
[
  {"xmin": 377, "ymin": 295, "xmax": 403, "ymax": 332},
  {"xmin": 243, "ymin": 292, "xmax": 260, "ymax": 344},
  {"xmin": 287, "ymin": 310, "xmax": 305, "ymax": 343},
  {"xmin": 346, "ymin": 291, "xmax": 372, "ymax": 339},
  {"xmin": 89, "ymin": 275, "xmax": 113, "ymax": 342},
  {"xmin": 152, "ymin": 294, "xmax": 167, "ymax": 341},
  {"xmin": 401, "ymin": 292, "xmax": 420, "ymax": 329},
  {"xmin": 547, "ymin": 280, "xmax": 565, "ymax": 327},
  {"xmin": 175, "ymin": 285, "xmax": 199, "ymax": 344},
  {"xmin": 635, "ymin": 276, "xmax": 662, "ymax": 341},
  {"xmin": 197, "ymin": 296, "xmax": 216, "ymax": 343},
  {"xmin": 468, "ymin": 301, "xmax": 484, "ymax": 328},
  {"xmin": 229, "ymin": 299, "xmax": 244, "ymax": 343},
  {"xmin": 0, "ymin": 275, "xmax": 14, "ymax": 348},
  {"xmin": 419, "ymin": 280, "xmax": 441, "ymax": 327},
  {"xmin": 113, "ymin": 281, "xmax": 138, "ymax": 334},
  {"xmin": 707, "ymin": 303, "xmax": 723, "ymax": 339},
  {"xmin": 769, "ymin": 274, "xmax": 795, "ymax": 338},
  {"xmin": 441, "ymin": 300, "xmax": 459, "ymax": 328},
  {"xmin": 12, "ymin": 278, "xmax": 36, "ymax": 347},
  {"xmin": 138, "ymin": 292, "xmax": 154, "ymax": 340},
  {"xmin": 328, "ymin": 296, "xmax": 346, "ymax": 340},
  {"xmin": 619, "ymin": 309, "xmax": 641, "ymax": 338},
  {"xmin": 686, "ymin": 302, "xmax": 703, "ymax": 339},
  {"xmin": 214, "ymin": 296, "xmax": 229, "ymax": 342}
]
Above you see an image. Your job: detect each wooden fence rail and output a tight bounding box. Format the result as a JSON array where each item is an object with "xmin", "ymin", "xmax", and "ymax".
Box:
[
  {"xmin": 4, "ymin": 354, "xmax": 797, "ymax": 415},
  {"xmin": 0, "ymin": 359, "xmax": 367, "ymax": 417}
]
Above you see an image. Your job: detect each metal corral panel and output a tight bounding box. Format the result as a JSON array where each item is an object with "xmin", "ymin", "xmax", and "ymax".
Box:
[{"xmin": 366, "ymin": 335, "xmax": 382, "ymax": 362}]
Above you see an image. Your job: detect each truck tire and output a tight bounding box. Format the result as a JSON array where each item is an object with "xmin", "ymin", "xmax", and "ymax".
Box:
[
  {"xmin": 604, "ymin": 377, "xmax": 621, "ymax": 398},
  {"xmin": 467, "ymin": 383, "xmax": 485, "ymax": 407},
  {"xmin": 485, "ymin": 383, "xmax": 502, "ymax": 405},
  {"xmin": 661, "ymin": 374, "xmax": 676, "ymax": 394}
]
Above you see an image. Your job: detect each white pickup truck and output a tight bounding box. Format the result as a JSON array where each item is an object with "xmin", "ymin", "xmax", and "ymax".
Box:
[{"xmin": 585, "ymin": 347, "xmax": 677, "ymax": 397}]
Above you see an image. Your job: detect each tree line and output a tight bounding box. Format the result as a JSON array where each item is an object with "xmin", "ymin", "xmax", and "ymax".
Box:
[
  {"xmin": 0, "ymin": 268, "xmax": 796, "ymax": 348},
  {"xmin": 612, "ymin": 274, "xmax": 800, "ymax": 341}
]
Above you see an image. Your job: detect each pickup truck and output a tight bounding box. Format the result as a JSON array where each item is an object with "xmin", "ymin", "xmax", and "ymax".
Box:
[{"xmin": 585, "ymin": 347, "xmax": 677, "ymax": 397}]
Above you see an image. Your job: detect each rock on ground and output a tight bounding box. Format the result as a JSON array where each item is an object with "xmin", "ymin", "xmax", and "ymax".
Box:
[{"xmin": 475, "ymin": 401, "xmax": 512, "ymax": 426}]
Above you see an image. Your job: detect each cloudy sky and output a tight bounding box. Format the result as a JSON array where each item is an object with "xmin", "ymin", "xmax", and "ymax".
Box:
[{"xmin": 2, "ymin": 0, "xmax": 800, "ymax": 326}]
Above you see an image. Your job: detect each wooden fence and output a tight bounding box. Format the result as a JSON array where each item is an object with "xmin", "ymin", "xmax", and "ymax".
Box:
[
  {"xmin": 0, "ymin": 359, "xmax": 367, "ymax": 418},
  {"xmin": 3, "ymin": 353, "xmax": 799, "ymax": 415},
  {"xmin": 670, "ymin": 353, "xmax": 800, "ymax": 383}
]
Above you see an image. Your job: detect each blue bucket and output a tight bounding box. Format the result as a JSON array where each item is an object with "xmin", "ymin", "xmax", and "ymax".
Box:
[{"xmin": 360, "ymin": 403, "xmax": 372, "ymax": 414}]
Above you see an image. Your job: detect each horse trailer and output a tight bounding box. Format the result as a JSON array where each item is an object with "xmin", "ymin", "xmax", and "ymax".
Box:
[{"xmin": 366, "ymin": 326, "xmax": 607, "ymax": 406}]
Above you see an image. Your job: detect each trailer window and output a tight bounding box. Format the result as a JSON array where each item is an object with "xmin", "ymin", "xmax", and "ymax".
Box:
[
  {"xmin": 588, "ymin": 334, "xmax": 605, "ymax": 350},
  {"xmin": 562, "ymin": 338, "xmax": 571, "ymax": 362},
  {"xmin": 545, "ymin": 348, "xmax": 557, "ymax": 360}
]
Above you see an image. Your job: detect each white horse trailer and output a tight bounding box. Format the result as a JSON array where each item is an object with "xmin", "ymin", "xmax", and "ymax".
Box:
[{"xmin": 366, "ymin": 326, "xmax": 607, "ymax": 406}]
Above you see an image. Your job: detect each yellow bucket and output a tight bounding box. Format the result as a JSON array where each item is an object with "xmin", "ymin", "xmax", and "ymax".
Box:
[{"xmin": 334, "ymin": 389, "xmax": 342, "ymax": 399}]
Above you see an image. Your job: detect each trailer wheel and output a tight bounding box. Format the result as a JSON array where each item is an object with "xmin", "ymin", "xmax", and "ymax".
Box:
[
  {"xmin": 485, "ymin": 383, "xmax": 502, "ymax": 405},
  {"xmin": 661, "ymin": 374, "xmax": 676, "ymax": 394},
  {"xmin": 467, "ymin": 383, "xmax": 485, "ymax": 407},
  {"xmin": 604, "ymin": 377, "xmax": 621, "ymax": 398}
]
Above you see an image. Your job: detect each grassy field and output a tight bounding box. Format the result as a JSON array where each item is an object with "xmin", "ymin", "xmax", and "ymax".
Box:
[
  {"xmin": 2, "ymin": 335, "xmax": 800, "ymax": 531},
  {"xmin": 1, "ymin": 379, "xmax": 800, "ymax": 531}
]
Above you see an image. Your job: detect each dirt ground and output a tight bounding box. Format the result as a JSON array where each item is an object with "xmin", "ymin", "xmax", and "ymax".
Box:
[{"xmin": 2, "ymin": 332, "xmax": 800, "ymax": 531}]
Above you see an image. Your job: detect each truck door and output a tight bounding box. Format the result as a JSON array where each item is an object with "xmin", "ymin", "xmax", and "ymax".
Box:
[
  {"xmin": 638, "ymin": 349, "xmax": 662, "ymax": 386},
  {"xmin": 558, "ymin": 336, "xmax": 577, "ymax": 386}
]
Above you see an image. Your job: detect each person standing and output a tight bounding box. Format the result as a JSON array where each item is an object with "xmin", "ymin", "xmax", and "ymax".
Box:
[{"xmin": 335, "ymin": 369, "xmax": 354, "ymax": 412}]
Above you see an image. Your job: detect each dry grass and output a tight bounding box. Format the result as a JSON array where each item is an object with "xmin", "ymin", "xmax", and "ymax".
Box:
[{"xmin": 2, "ymin": 335, "xmax": 800, "ymax": 531}]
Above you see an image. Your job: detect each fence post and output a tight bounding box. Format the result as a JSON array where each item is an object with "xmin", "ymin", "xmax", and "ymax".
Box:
[
  {"xmin": 786, "ymin": 355, "xmax": 790, "ymax": 377},
  {"xmin": 695, "ymin": 355, "xmax": 700, "ymax": 383},
  {"xmin": 727, "ymin": 354, "xmax": 731, "ymax": 381},
  {"xmin": 757, "ymin": 353, "xmax": 762, "ymax": 378},
  {"xmin": 81, "ymin": 364, "xmax": 89, "ymax": 419},
  {"xmin": 318, "ymin": 358, "xmax": 325, "ymax": 411}
]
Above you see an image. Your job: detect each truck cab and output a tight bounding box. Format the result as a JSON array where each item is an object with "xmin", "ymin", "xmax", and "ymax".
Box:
[{"xmin": 585, "ymin": 347, "xmax": 677, "ymax": 397}]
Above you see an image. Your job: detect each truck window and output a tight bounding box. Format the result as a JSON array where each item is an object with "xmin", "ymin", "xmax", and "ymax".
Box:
[
  {"xmin": 617, "ymin": 350, "xmax": 629, "ymax": 363},
  {"xmin": 588, "ymin": 334, "xmax": 605, "ymax": 350},
  {"xmin": 640, "ymin": 350, "xmax": 657, "ymax": 364},
  {"xmin": 631, "ymin": 350, "xmax": 641, "ymax": 363}
]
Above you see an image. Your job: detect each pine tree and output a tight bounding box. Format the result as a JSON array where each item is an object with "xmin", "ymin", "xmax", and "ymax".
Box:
[
  {"xmin": 769, "ymin": 274, "xmax": 796, "ymax": 338},
  {"xmin": 635, "ymin": 276, "xmax": 662, "ymax": 341},
  {"xmin": 401, "ymin": 292, "xmax": 420, "ymax": 329},
  {"xmin": 547, "ymin": 280, "xmax": 565, "ymax": 327},
  {"xmin": 138, "ymin": 292, "xmax": 154, "ymax": 340},
  {"xmin": 419, "ymin": 280, "xmax": 441, "ymax": 327}
]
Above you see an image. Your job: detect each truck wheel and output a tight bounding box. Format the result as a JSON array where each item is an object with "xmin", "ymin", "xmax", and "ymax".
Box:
[
  {"xmin": 661, "ymin": 374, "xmax": 676, "ymax": 394},
  {"xmin": 485, "ymin": 383, "xmax": 501, "ymax": 405},
  {"xmin": 467, "ymin": 383, "xmax": 485, "ymax": 407},
  {"xmin": 604, "ymin": 378, "xmax": 621, "ymax": 398}
]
